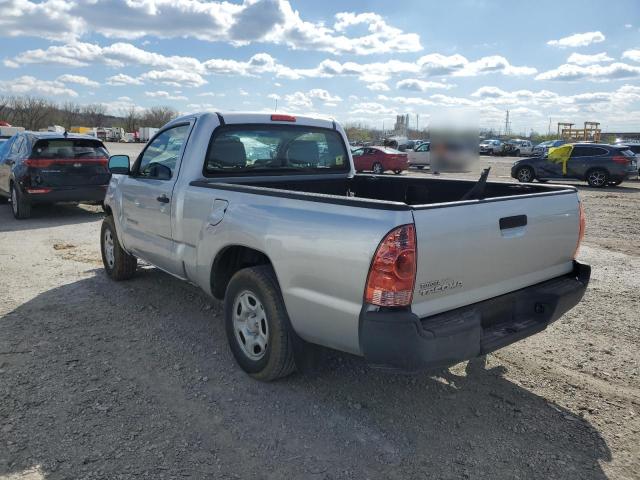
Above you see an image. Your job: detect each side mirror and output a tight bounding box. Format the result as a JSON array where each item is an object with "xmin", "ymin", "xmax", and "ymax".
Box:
[{"xmin": 108, "ymin": 155, "xmax": 130, "ymax": 174}]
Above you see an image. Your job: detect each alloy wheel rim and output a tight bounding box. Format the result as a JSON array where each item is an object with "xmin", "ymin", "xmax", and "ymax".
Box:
[
  {"xmin": 233, "ymin": 290, "xmax": 269, "ymax": 361},
  {"xmin": 373, "ymin": 163, "xmax": 383, "ymax": 174},
  {"xmin": 104, "ymin": 229, "xmax": 115, "ymax": 268},
  {"xmin": 518, "ymin": 169, "xmax": 531, "ymax": 182},
  {"xmin": 589, "ymin": 171, "xmax": 605, "ymax": 186}
]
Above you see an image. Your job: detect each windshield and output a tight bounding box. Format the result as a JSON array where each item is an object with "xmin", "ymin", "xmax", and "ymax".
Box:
[
  {"xmin": 32, "ymin": 139, "xmax": 108, "ymax": 159},
  {"xmin": 204, "ymin": 125, "xmax": 350, "ymax": 175}
]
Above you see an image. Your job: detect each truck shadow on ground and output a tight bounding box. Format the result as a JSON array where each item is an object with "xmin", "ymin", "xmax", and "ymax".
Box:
[
  {"xmin": 0, "ymin": 267, "xmax": 611, "ymax": 479},
  {"xmin": 0, "ymin": 203, "xmax": 103, "ymax": 233}
]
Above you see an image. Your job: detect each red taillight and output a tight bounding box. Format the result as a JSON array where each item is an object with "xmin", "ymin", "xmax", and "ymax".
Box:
[
  {"xmin": 25, "ymin": 157, "xmax": 108, "ymax": 167},
  {"xmin": 25, "ymin": 158, "xmax": 55, "ymax": 168},
  {"xmin": 26, "ymin": 188, "xmax": 52, "ymax": 194},
  {"xmin": 365, "ymin": 224, "xmax": 417, "ymax": 307},
  {"xmin": 573, "ymin": 201, "xmax": 586, "ymax": 258},
  {"xmin": 271, "ymin": 114, "xmax": 296, "ymax": 122},
  {"xmin": 612, "ymin": 155, "xmax": 629, "ymax": 165}
]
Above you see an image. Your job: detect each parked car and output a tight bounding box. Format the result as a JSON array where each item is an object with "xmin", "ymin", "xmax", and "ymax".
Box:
[
  {"xmin": 508, "ymin": 139, "xmax": 534, "ymax": 156},
  {"xmin": 352, "ymin": 146, "xmax": 408, "ymax": 174},
  {"xmin": 479, "ymin": 139, "xmax": 502, "ymax": 155},
  {"xmin": 533, "ymin": 139, "xmax": 566, "ymax": 157},
  {"xmin": 512, "ymin": 143, "xmax": 637, "ymax": 187},
  {"xmin": 101, "ymin": 112, "xmax": 590, "ymax": 381},
  {"xmin": 0, "ymin": 132, "xmax": 111, "ymax": 219},
  {"xmin": 616, "ymin": 143, "xmax": 640, "ymax": 176},
  {"xmin": 407, "ymin": 141, "xmax": 430, "ymax": 169}
]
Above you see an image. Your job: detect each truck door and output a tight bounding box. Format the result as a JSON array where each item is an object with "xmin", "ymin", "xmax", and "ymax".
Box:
[{"xmin": 119, "ymin": 122, "xmax": 193, "ymax": 274}]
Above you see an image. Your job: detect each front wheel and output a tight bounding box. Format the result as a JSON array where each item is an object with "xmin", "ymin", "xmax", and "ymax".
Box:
[
  {"xmin": 101, "ymin": 216, "xmax": 137, "ymax": 280},
  {"xmin": 516, "ymin": 166, "xmax": 534, "ymax": 183},
  {"xmin": 586, "ymin": 169, "xmax": 609, "ymax": 188},
  {"xmin": 224, "ymin": 265, "xmax": 296, "ymax": 381},
  {"xmin": 10, "ymin": 183, "xmax": 31, "ymax": 219},
  {"xmin": 372, "ymin": 162, "xmax": 384, "ymax": 175}
]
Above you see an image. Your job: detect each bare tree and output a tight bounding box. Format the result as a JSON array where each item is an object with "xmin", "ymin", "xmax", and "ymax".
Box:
[
  {"xmin": 123, "ymin": 105, "xmax": 139, "ymax": 132},
  {"xmin": 9, "ymin": 96, "xmax": 55, "ymax": 130},
  {"xmin": 0, "ymin": 96, "xmax": 11, "ymax": 122},
  {"xmin": 82, "ymin": 103, "xmax": 108, "ymax": 127},
  {"xmin": 140, "ymin": 106, "xmax": 178, "ymax": 127},
  {"xmin": 59, "ymin": 101, "xmax": 82, "ymax": 129}
]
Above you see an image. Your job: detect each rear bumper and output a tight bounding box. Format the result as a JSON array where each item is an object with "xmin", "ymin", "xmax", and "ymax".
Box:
[
  {"xmin": 24, "ymin": 185, "xmax": 108, "ymax": 204},
  {"xmin": 359, "ymin": 261, "xmax": 591, "ymax": 372}
]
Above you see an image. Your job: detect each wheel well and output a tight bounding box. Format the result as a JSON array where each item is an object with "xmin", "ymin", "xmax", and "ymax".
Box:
[
  {"xmin": 210, "ymin": 246, "xmax": 272, "ymax": 299},
  {"xmin": 585, "ymin": 167, "xmax": 609, "ymax": 178}
]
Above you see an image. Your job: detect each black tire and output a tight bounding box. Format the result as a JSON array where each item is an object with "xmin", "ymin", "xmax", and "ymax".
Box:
[
  {"xmin": 416, "ymin": 165, "xmax": 425, "ymax": 170},
  {"xmin": 224, "ymin": 265, "xmax": 296, "ymax": 381},
  {"xmin": 393, "ymin": 170, "xmax": 402, "ymax": 175},
  {"xmin": 10, "ymin": 183, "xmax": 31, "ymax": 219},
  {"xmin": 515, "ymin": 166, "xmax": 534, "ymax": 183},
  {"xmin": 101, "ymin": 216, "xmax": 137, "ymax": 280},
  {"xmin": 586, "ymin": 168, "xmax": 609, "ymax": 188},
  {"xmin": 372, "ymin": 162, "xmax": 384, "ymax": 174},
  {"xmin": 514, "ymin": 149, "xmax": 520, "ymax": 156}
]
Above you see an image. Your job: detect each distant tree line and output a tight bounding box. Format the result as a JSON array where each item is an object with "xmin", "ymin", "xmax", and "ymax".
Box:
[{"xmin": 0, "ymin": 96, "xmax": 179, "ymax": 131}]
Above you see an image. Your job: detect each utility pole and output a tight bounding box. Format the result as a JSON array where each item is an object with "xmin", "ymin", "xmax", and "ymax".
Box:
[
  {"xmin": 416, "ymin": 113, "xmax": 419, "ymax": 133},
  {"xmin": 548, "ymin": 117, "xmax": 552, "ymax": 136},
  {"xmin": 274, "ymin": 99, "xmax": 278, "ymax": 112},
  {"xmin": 503, "ymin": 110, "xmax": 511, "ymax": 137}
]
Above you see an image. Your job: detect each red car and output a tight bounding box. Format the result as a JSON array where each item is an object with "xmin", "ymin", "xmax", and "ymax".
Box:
[{"xmin": 352, "ymin": 146, "xmax": 408, "ymax": 174}]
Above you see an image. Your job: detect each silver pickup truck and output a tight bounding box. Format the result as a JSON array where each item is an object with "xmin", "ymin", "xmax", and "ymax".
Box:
[{"xmin": 102, "ymin": 112, "xmax": 590, "ymax": 381}]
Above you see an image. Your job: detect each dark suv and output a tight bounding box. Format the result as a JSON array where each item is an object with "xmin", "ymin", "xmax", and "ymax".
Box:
[
  {"xmin": 511, "ymin": 143, "xmax": 637, "ymax": 187},
  {"xmin": 0, "ymin": 132, "xmax": 110, "ymax": 218}
]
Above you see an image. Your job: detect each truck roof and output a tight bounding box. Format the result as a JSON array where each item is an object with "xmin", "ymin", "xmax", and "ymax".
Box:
[{"xmin": 170, "ymin": 112, "xmax": 338, "ymax": 130}]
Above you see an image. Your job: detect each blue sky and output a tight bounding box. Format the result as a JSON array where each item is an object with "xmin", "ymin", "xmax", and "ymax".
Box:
[{"xmin": 1, "ymin": 0, "xmax": 639, "ymax": 133}]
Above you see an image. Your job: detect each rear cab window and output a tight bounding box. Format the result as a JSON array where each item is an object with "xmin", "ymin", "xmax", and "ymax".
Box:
[{"xmin": 204, "ymin": 125, "xmax": 350, "ymax": 176}]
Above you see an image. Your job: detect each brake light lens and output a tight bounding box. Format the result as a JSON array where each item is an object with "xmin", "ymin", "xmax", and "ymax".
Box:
[
  {"xmin": 573, "ymin": 201, "xmax": 586, "ymax": 258},
  {"xmin": 612, "ymin": 155, "xmax": 629, "ymax": 165},
  {"xmin": 25, "ymin": 157, "xmax": 108, "ymax": 167},
  {"xmin": 365, "ymin": 224, "xmax": 417, "ymax": 307},
  {"xmin": 26, "ymin": 188, "xmax": 52, "ymax": 194},
  {"xmin": 271, "ymin": 114, "xmax": 296, "ymax": 122}
]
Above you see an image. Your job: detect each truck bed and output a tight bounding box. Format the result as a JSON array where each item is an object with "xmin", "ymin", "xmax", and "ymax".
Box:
[{"xmin": 191, "ymin": 174, "xmax": 576, "ymax": 209}]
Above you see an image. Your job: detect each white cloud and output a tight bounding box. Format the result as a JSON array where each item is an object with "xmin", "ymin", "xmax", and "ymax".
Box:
[
  {"xmin": 0, "ymin": 0, "xmax": 422, "ymax": 56},
  {"xmin": 622, "ymin": 49, "xmax": 640, "ymax": 63},
  {"xmin": 139, "ymin": 69, "xmax": 207, "ymax": 87},
  {"xmin": 106, "ymin": 74, "xmax": 143, "ymax": 85},
  {"xmin": 547, "ymin": 31, "xmax": 605, "ymax": 48},
  {"xmin": 453, "ymin": 55, "xmax": 537, "ymax": 76},
  {"xmin": 366, "ymin": 82, "xmax": 390, "ymax": 91},
  {"xmin": 396, "ymin": 79, "xmax": 454, "ymax": 92},
  {"xmin": 535, "ymin": 62, "xmax": 640, "ymax": 82},
  {"xmin": 567, "ymin": 52, "xmax": 613, "ymax": 65},
  {"xmin": 284, "ymin": 91, "xmax": 313, "ymax": 109},
  {"xmin": 145, "ymin": 90, "xmax": 188, "ymax": 101},
  {"xmin": 57, "ymin": 74, "xmax": 99, "ymax": 87},
  {"xmin": 267, "ymin": 93, "xmax": 281, "ymax": 100},
  {"xmin": 0, "ymin": 76, "xmax": 78, "ymax": 97},
  {"xmin": 307, "ymin": 89, "xmax": 342, "ymax": 103}
]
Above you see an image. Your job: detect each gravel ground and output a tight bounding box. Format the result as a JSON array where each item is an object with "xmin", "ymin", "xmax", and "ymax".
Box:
[{"xmin": 0, "ymin": 147, "xmax": 638, "ymax": 479}]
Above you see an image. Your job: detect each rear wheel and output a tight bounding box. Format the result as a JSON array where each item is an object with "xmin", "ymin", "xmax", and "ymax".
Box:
[
  {"xmin": 372, "ymin": 162, "xmax": 384, "ymax": 174},
  {"xmin": 101, "ymin": 216, "xmax": 137, "ymax": 280},
  {"xmin": 516, "ymin": 166, "xmax": 534, "ymax": 183},
  {"xmin": 586, "ymin": 169, "xmax": 609, "ymax": 188},
  {"xmin": 10, "ymin": 183, "xmax": 31, "ymax": 219},
  {"xmin": 224, "ymin": 265, "xmax": 296, "ymax": 381}
]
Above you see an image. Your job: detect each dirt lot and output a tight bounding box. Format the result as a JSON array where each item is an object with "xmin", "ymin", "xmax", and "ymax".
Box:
[{"xmin": 0, "ymin": 149, "xmax": 638, "ymax": 479}]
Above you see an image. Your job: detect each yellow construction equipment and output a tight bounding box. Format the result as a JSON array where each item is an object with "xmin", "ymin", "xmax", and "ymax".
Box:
[{"xmin": 558, "ymin": 121, "xmax": 601, "ymax": 142}]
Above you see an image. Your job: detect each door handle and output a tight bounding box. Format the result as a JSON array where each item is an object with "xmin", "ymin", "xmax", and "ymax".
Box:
[
  {"xmin": 500, "ymin": 215, "xmax": 527, "ymax": 230},
  {"xmin": 157, "ymin": 195, "xmax": 170, "ymax": 203}
]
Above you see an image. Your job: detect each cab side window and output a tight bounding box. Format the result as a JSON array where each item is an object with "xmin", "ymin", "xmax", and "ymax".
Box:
[{"xmin": 137, "ymin": 125, "xmax": 190, "ymax": 180}]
